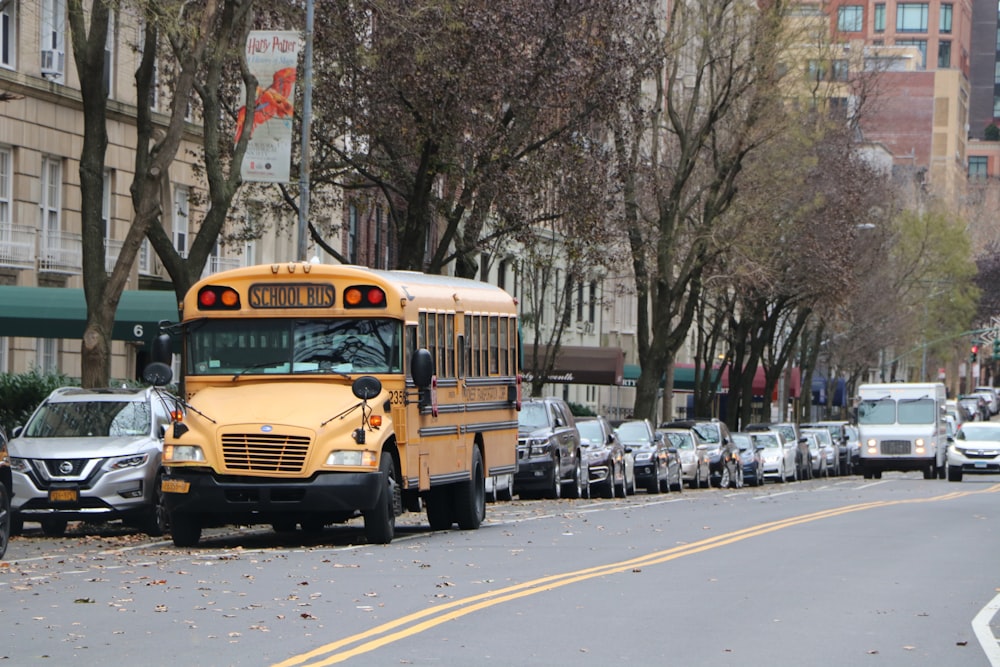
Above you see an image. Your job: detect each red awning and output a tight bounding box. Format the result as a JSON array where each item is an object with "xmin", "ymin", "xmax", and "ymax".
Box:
[{"xmin": 720, "ymin": 366, "xmax": 801, "ymax": 398}]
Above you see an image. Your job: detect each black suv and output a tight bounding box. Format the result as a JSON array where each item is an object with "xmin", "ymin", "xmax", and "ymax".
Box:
[
  {"xmin": 515, "ymin": 398, "xmax": 587, "ymax": 499},
  {"xmin": 661, "ymin": 419, "xmax": 734, "ymax": 488}
]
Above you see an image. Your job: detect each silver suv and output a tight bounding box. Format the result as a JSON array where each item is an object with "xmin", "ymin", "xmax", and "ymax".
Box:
[{"xmin": 8, "ymin": 386, "xmax": 174, "ymax": 537}]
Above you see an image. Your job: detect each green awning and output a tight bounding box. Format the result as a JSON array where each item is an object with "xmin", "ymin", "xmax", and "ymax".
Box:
[
  {"xmin": 624, "ymin": 363, "xmax": 722, "ymax": 391},
  {"xmin": 0, "ymin": 286, "xmax": 179, "ymax": 344}
]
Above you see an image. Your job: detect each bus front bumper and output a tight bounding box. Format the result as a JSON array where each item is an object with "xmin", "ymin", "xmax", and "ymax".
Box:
[{"xmin": 162, "ymin": 469, "xmax": 383, "ymax": 520}]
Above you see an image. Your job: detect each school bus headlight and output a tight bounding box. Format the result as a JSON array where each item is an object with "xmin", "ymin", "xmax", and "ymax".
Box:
[
  {"xmin": 326, "ymin": 450, "xmax": 378, "ymax": 467},
  {"xmin": 164, "ymin": 444, "xmax": 206, "ymax": 463}
]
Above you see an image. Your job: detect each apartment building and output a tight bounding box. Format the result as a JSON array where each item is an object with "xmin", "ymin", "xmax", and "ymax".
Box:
[{"xmin": 0, "ymin": 1, "xmax": 272, "ymax": 381}]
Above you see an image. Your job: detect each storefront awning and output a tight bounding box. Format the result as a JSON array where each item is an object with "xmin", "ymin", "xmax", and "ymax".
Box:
[
  {"xmin": 522, "ymin": 344, "xmax": 625, "ymax": 385},
  {"xmin": 624, "ymin": 363, "xmax": 723, "ymax": 391},
  {"xmin": 0, "ymin": 286, "xmax": 179, "ymax": 344}
]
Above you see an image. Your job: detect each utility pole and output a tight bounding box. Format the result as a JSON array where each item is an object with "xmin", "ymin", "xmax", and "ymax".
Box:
[{"xmin": 297, "ymin": 0, "xmax": 314, "ymax": 261}]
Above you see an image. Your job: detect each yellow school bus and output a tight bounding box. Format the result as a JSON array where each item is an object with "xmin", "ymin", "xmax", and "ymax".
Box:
[{"xmin": 146, "ymin": 262, "xmax": 520, "ymax": 546}]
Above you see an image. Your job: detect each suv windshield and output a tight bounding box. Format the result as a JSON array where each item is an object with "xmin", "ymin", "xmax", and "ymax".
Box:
[
  {"xmin": 576, "ymin": 420, "xmax": 603, "ymax": 442},
  {"xmin": 518, "ymin": 402, "xmax": 550, "ymax": 430},
  {"xmin": 616, "ymin": 421, "xmax": 650, "ymax": 441},
  {"xmin": 691, "ymin": 423, "xmax": 720, "ymax": 443},
  {"xmin": 25, "ymin": 400, "xmax": 152, "ymax": 438}
]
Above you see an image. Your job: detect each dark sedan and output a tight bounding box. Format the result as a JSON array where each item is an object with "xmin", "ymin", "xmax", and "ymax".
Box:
[
  {"xmin": 578, "ymin": 416, "xmax": 633, "ymax": 498},
  {"xmin": 616, "ymin": 419, "xmax": 671, "ymax": 494},
  {"xmin": 733, "ymin": 432, "xmax": 765, "ymax": 486}
]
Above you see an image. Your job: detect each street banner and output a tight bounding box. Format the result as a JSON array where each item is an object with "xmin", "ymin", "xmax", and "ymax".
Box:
[{"xmin": 237, "ymin": 31, "xmax": 302, "ymax": 183}]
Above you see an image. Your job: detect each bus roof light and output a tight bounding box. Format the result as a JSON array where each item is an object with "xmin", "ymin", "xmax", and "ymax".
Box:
[
  {"xmin": 198, "ymin": 286, "xmax": 241, "ymax": 310},
  {"xmin": 344, "ymin": 285, "xmax": 387, "ymax": 308}
]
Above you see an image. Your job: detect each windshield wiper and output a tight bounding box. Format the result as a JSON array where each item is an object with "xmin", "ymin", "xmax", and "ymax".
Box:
[{"xmin": 232, "ymin": 360, "xmax": 289, "ymax": 381}]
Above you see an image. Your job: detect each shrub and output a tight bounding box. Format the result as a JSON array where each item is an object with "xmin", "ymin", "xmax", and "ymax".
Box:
[{"xmin": 0, "ymin": 370, "xmax": 76, "ymax": 436}]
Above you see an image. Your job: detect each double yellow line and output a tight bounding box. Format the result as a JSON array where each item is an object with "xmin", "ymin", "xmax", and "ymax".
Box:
[{"xmin": 276, "ymin": 485, "xmax": 1000, "ymax": 666}]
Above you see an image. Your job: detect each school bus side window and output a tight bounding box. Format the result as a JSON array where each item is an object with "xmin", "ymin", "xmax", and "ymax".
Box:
[
  {"xmin": 445, "ymin": 313, "xmax": 455, "ymax": 378},
  {"xmin": 489, "ymin": 315, "xmax": 499, "ymax": 374},
  {"xmin": 428, "ymin": 313, "xmax": 438, "ymax": 377},
  {"xmin": 499, "ymin": 316, "xmax": 509, "ymax": 375},
  {"xmin": 457, "ymin": 334, "xmax": 466, "ymax": 378},
  {"xmin": 470, "ymin": 315, "xmax": 480, "ymax": 377}
]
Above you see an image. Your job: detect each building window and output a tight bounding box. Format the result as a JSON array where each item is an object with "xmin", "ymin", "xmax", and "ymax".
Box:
[
  {"xmin": 896, "ymin": 39, "xmax": 927, "ymax": 68},
  {"xmin": 40, "ymin": 0, "xmax": 66, "ymax": 80},
  {"xmin": 831, "ymin": 59, "xmax": 850, "ymax": 81},
  {"xmin": 938, "ymin": 40, "xmax": 951, "ymax": 68},
  {"xmin": 497, "ymin": 258, "xmax": 507, "ymax": 292},
  {"xmin": 40, "ymin": 156, "xmax": 61, "ymax": 240},
  {"xmin": 103, "ymin": 169, "xmax": 115, "ymax": 271},
  {"xmin": 969, "ymin": 156, "xmax": 988, "ymax": 178},
  {"xmin": 994, "ymin": 95, "xmax": 1000, "ymax": 117},
  {"xmin": 1, "ymin": 1, "xmax": 16, "ymax": 68},
  {"xmin": 588, "ymin": 280, "xmax": 597, "ymax": 323},
  {"xmin": 173, "ymin": 186, "xmax": 189, "ymax": 257},
  {"xmin": 36, "ymin": 338, "xmax": 57, "ymax": 374},
  {"xmin": 0, "ymin": 147, "xmax": 9, "ymax": 227},
  {"xmin": 939, "ymin": 4, "xmax": 952, "ymax": 33},
  {"xmin": 896, "ymin": 4, "xmax": 929, "ymax": 32},
  {"xmin": 994, "ymin": 61, "xmax": 1000, "ymax": 84},
  {"xmin": 837, "ymin": 6, "xmax": 864, "ymax": 32},
  {"xmin": 347, "ymin": 203, "xmax": 358, "ymax": 264},
  {"xmin": 373, "ymin": 204, "xmax": 383, "ymax": 269},
  {"xmin": 806, "ymin": 59, "xmax": 827, "ymax": 81},
  {"xmin": 480, "ymin": 252, "xmax": 489, "ymax": 282},
  {"xmin": 103, "ymin": 11, "xmax": 115, "ymax": 98},
  {"xmin": 874, "ymin": 4, "xmax": 886, "ymax": 32}
]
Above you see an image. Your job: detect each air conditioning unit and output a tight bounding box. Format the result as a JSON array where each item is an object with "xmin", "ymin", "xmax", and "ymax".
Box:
[{"xmin": 40, "ymin": 49, "xmax": 64, "ymax": 79}]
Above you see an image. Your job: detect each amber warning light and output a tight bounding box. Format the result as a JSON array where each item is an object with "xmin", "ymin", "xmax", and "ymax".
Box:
[
  {"xmin": 198, "ymin": 286, "xmax": 241, "ymax": 310},
  {"xmin": 344, "ymin": 285, "xmax": 387, "ymax": 308}
]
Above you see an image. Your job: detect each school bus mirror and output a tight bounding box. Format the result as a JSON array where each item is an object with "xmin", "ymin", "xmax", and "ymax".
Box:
[
  {"xmin": 411, "ymin": 349, "xmax": 435, "ymax": 388},
  {"xmin": 153, "ymin": 332, "xmax": 173, "ymax": 366},
  {"xmin": 143, "ymin": 361, "xmax": 173, "ymax": 387},
  {"xmin": 352, "ymin": 375, "xmax": 383, "ymax": 400}
]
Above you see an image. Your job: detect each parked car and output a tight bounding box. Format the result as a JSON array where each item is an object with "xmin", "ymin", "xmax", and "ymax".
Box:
[
  {"xmin": 732, "ymin": 432, "xmax": 765, "ymax": 487},
  {"xmin": 802, "ymin": 421, "xmax": 852, "ymax": 475},
  {"xmin": 617, "ymin": 419, "xmax": 672, "ymax": 494},
  {"xmin": 947, "ymin": 421, "xmax": 1000, "ymax": 482},
  {"xmin": 747, "ymin": 422, "xmax": 810, "ymax": 479},
  {"xmin": 973, "ymin": 386, "xmax": 999, "ymax": 416},
  {"xmin": 0, "ymin": 426, "xmax": 10, "ymax": 558},
  {"xmin": 661, "ymin": 419, "xmax": 735, "ymax": 488},
  {"xmin": 958, "ymin": 395, "xmax": 989, "ymax": 422},
  {"xmin": 799, "ymin": 430, "xmax": 827, "ymax": 477},
  {"xmin": 660, "ymin": 427, "xmax": 709, "ymax": 489},
  {"xmin": 578, "ymin": 416, "xmax": 633, "ymax": 498},
  {"xmin": 515, "ymin": 398, "xmax": 587, "ymax": 500},
  {"xmin": 802, "ymin": 427, "xmax": 838, "ymax": 477},
  {"xmin": 750, "ymin": 429, "xmax": 797, "ymax": 482},
  {"xmin": 8, "ymin": 386, "xmax": 175, "ymax": 537}
]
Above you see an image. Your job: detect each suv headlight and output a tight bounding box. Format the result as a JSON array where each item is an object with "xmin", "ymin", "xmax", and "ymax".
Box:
[
  {"xmin": 634, "ymin": 450, "xmax": 653, "ymax": 462},
  {"xmin": 528, "ymin": 438, "xmax": 550, "ymax": 456},
  {"xmin": 106, "ymin": 453, "xmax": 150, "ymax": 471}
]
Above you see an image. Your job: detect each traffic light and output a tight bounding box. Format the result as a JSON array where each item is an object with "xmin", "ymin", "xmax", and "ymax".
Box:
[
  {"xmin": 993, "ymin": 337, "xmax": 1000, "ymax": 361},
  {"xmin": 971, "ymin": 343, "xmax": 979, "ymax": 363}
]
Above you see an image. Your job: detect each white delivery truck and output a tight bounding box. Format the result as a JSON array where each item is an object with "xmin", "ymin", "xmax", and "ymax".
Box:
[{"xmin": 855, "ymin": 382, "xmax": 948, "ymax": 480}]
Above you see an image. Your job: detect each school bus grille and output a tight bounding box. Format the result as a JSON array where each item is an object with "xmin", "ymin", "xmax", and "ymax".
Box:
[{"xmin": 221, "ymin": 434, "xmax": 311, "ymax": 472}]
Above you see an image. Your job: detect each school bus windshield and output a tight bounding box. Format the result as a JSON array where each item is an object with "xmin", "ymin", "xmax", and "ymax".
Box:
[{"xmin": 187, "ymin": 318, "xmax": 403, "ymax": 376}]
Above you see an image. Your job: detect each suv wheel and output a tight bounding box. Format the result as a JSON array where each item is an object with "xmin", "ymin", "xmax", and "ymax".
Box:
[
  {"xmin": 139, "ymin": 472, "xmax": 169, "ymax": 537},
  {"xmin": 547, "ymin": 457, "xmax": 562, "ymax": 500},
  {"xmin": 565, "ymin": 458, "xmax": 585, "ymax": 499}
]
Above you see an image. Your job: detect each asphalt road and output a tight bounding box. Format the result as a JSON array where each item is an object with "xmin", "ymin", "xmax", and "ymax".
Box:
[{"xmin": 2, "ymin": 473, "xmax": 999, "ymax": 666}]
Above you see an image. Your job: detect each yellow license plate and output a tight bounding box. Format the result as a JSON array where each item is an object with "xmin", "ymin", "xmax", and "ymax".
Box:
[
  {"xmin": 161, "ymin": 479, "xmax": 191, "ymax": 494},
  {"xmin": 48, "ymin": 488, "xmax": 78, "ymax": 502}
]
